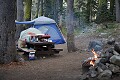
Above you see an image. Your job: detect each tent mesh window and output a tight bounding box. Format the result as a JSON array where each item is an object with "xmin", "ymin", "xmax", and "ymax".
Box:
[{"xmin": 38, "ymin": 26, "xmax": 61, "ymax": 40}]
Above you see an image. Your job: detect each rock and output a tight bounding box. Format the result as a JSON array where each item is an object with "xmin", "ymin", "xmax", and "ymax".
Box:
[
  {"xmin": 100, "ymin": 52, "xmax": 111, "ymax": 59},
  {"xmin": 100, "ymin": 50, "xmax": 113, "ymax": 59},
  {"xmin": 105, "ymin": 47, "xmax": 114, "ymax": 54},
  {"xmin": 113, "ymin": 50, "xmax": 120, "ymax": 56},
  {"xmin": 105, "ymin": 63, "xmax": 110, "ymax": 68},
  {"xmin": 95, "ymin": 58, "xmax": 109, "ymax": 66},
  {"xmin": 95, "ymin": 58, "xmax": 109, "ymax": 64},
  {"xmin": 88, "ymin": 77, "xmax": 98, "ymax": 80},
  {"xmin": 100, "ymin": 58, "xmax": 109, "ymax": 63},
  {"xmin": 110, "ymin": 55, "xmax": 120, "ymax": 66},
  {"xmin": 94, "ymin": 45, "xmax": 103, "ymax": 52},
  {"xmin": 88, "ymin": 40, "xmax": 103, "ymax": 51},
  {"xmin": 114, "ymin": 43, "xmax": 120, "ymax": 54},
  {"xmin": 90, "ymin": 70, "xmax": 98, "ymax": 78},
  {"xmin": 97, "ymin": 70, "xmax": 112, "ymax": 80},
  {"xmin": 80, "ymin": 73, "xmax": 89, "ymax": 80},
  {"xmin": 99, "ymin": 33, "xmax": 107, "ymax": 37},
  {"xmin": 89, "ymin": 66, "xmax": 96, "ymax": 70},
  {"xmin": 107, "ymin": 38, "xmax": 115, "ymax": 45},
  {"xmin": 82, "ymin": 66, "xmax": 90, "ymax": 74},
  {"xmin": 95, "ymin": 58, "xmax": 101, "ymax": 65},
  {"xmin": 97, "ymin": 63, "xmax": 108, "ymax": 70},
  {"xmin": 102, "ymin": 38, "xmax": 108, "ymax": 44},
  {"xmin": 88, "ymin": 66, "xmax": 98, "ymax": 78},
  {"xmin": 96, "ymin": 51, "xmax": 102, "ymax": 56},
  {"xmin": 108, "ymin": 64, "xmax": 120, "ymax": 73},
  {"xmin": 97, "ymin": 67, "xmax": 103, "ymax": 73}
]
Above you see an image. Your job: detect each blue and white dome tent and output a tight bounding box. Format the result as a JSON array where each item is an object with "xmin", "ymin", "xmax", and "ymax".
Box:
[{"xmin": 16, "ymin": 16, "xmax": 66, "ymax": 44}]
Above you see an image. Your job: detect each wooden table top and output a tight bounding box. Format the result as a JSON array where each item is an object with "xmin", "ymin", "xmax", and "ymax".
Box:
[{"xmin": 27, "ymin": 41, "xmax": 54, "ymax": 46}]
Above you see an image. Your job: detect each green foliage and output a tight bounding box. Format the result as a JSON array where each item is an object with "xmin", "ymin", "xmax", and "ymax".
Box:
[
  {"xmin": 106, "ymin": 23, "xmax": 119, "ymax": 29},
  {"xmin": 74, "ymin": 0, "xmax": 115, "ymax": 24},
  {"xmin": 24, "ymin": 0, "xmax": 32, "ymax": 21},
  {"xmin": 74, "ymin": 0, "xmax": 98, "ymax": 23},
  {"xmin": 74, "ymin": 27, "xmax": 82, "ymax": 35},
  {"xmin": 95, "ymin": 0, "xmax": 116, "ymax": 23},
  {"xmin": 60, "ymin": 26, "xmax": 82, "ymax": 36},
  {"xmin": 96, "ymin": 6, "xmax": 115, "ymax": 23},
  {"xmin": 95, "ymin": 23, "xmax": 120, "ymax": 39},
  {"xmin": 31, "ymin": 0, "xmax": 116, "ymax": 27},
  {"xmin": 96, "ymin": 4, "xmax": 108, "ymax": 23},
  {"xmin": 61, "ymin": 26, "xmax": 67, "ymax": 36},
  {"xmin": 96, "ymin": 23, "xmax": 119, "ymax": 33}
]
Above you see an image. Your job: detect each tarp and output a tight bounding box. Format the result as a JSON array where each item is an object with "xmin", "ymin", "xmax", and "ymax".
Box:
[
  {"xmin": 19, "ymin": 28, "xmax": 42, "ymax": 42},
  {"xmin": 15, "ymin": 20, "xmax": 35, "ymax": 24},
  {"xmin": 16, "ymin": 16, "xmax": 66, "ymax": 44}
]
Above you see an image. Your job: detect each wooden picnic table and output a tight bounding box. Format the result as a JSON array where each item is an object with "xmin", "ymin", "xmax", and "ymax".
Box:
[{"xmin": 26, "ymin": 42, "xmax": 63, "ymax": 55}]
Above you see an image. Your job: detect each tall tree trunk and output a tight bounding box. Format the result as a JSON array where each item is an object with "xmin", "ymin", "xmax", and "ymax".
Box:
[
  {"xmin": 115, "ymin": 0, "xmax": 120, "ymax": 23},
  {"xmin": 52, "ymin": 0, "xmax": 59, "ymax": 23},
  {"xmin": 34, "ymin": 0, "xmax": 40, "ymax": 18},
  {"xmin": 15, "ymin": 0, "xmax": 24, "ymax": 41},
  {"xmin": 40, "ymin": 0, "xmax": 44, "ymax": 16},
  {"xmin": 86, "ymin": 0, "xmax": 91, "ymax": 23},
  {"xmin": 24, "ymin": 0, "xmax": 32, "ymax": 21},
  {"xmin": 0, "ymin": 0, "xmax": 17, "ymax": 64},
  {"xmin": 66, "ymin": 0, "xmax": 77, "ymax": 52},
  {"xmin": 59, "ymin": 15, "xmax": 63, "ymax": 30},
  {"xmin": 44, "ymin": 0, "xmax": 50, "ymax": 17},
  {"xmin": 44, "ymin": 0, "xmax": 53, "ymax": 17},
  {"xmin": 110, "ymin": 0, "xmax": 115, "ymax": 15},
  {"xmin": 58, "ymin": 0, "xmax": 63, "ymax": 29},
  {"xmin": 59, "ymin": 0, "xmax": 63, "ymax": 15}
]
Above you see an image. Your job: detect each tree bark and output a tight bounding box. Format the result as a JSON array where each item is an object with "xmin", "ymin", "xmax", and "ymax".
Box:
[
  {"xmin": 34, "ymin": 0, "xmax": 41, "ymax": 18},
  {"xmin": 0, "ymin": 0, "xmax": 17, "ymax": 64},
  {"xmin": 115, "ymin": 0, "xmax": 120, "ymax": 23},
  {"xmin": 15, "ymin": 0, "xmax": 24, "ymax": 41},
  {"xmin": 86, "ymin": 0, "xmax": 91, "ymax": 22},
  {"xmin": 59, "ymin": 0, "xmax": 63, "ymax": 15},
  {"xmin": 58, "ymin": 0, "xmax": 63, "ymax": 30},
  {"xmin": 40, "ymin": 0, "xmax": 44, "ymax": 16},
  {"xmin": 59, "ymin": 15, "xmax": 63, "ymax": 30},
  {"xmin": 66, "ymin": 0, "xmax": 77, "ymax": 52},
  {"xmin": 24, "ymin": 0, "xmax": 32, "ymax": 21},
  {"xmin": 44, "ymin": 0, "xmax": 54, "ymax": 18},
  {"xmin": 54, "ymin": 0, "xmax": 59, "ymax": 24},
  {"xmin": 110, "ymin": 0, "xmax": 115, "ymax": 15}
]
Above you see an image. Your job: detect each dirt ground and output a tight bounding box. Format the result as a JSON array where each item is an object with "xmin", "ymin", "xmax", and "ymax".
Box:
[{"xmin": 0, "ymin": 33, "xmax": 119, "ymax": 80}]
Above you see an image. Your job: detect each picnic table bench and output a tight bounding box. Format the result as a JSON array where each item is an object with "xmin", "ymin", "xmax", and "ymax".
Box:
[
  {"xmin": 17, "ymin": 47, "xmax": 36, "ymax": 53},
  {"xmin": 23, "ymin": 42, "xmax": 63, "ymax": 55}
]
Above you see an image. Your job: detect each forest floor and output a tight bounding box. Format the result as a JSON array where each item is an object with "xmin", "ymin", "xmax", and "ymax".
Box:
[{"xmin": 0, "ymin": 23, "xmax": 120, "ymax": 80}]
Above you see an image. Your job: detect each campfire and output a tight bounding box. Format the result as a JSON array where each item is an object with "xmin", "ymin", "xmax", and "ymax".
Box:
[
  {"xmin": 81, "ymin": 44, "xmax": 120, "ymax": 80},
  {"xmin": 90, "ymin": 49, "xmax": 99, "ymax": 66},
  {"xmin": 82, "ymin": 49, "xmax": 99, "ymax": 67}
]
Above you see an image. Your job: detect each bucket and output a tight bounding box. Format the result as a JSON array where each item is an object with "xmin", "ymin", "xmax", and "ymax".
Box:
[{"xmin": 29, "ymin": 52, "xmax": 35, "ymax": 60}]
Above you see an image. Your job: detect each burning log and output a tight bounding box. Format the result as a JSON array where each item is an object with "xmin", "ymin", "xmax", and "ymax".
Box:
[{"xmin": 82, "ymin": 57, "xmax": 95, "ymax": 67}]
